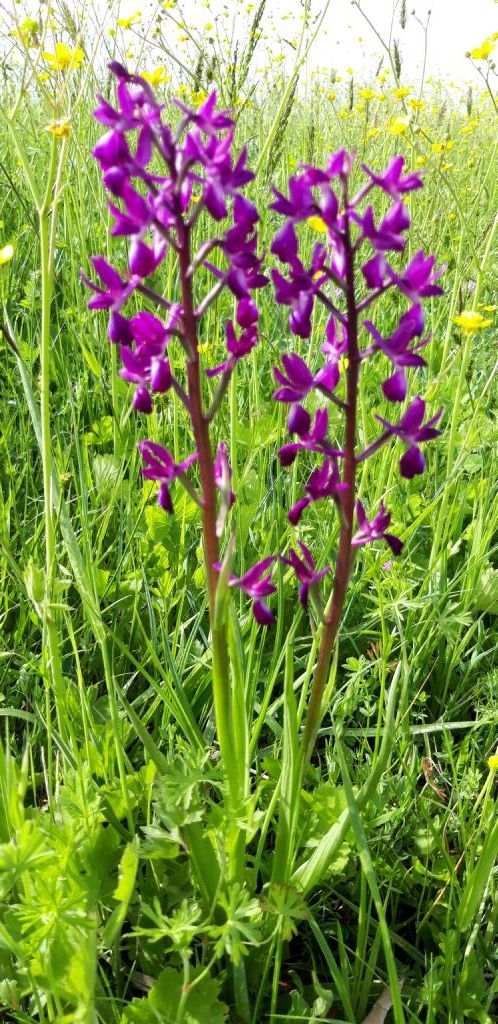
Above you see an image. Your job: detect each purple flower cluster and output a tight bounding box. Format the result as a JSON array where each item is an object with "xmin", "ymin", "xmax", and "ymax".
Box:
[
  {"xmin": 85, "ymin": 65, "xmax": 444, "ymax": 628},
  {"xmin": 85, "ymin": 64, "xmax": 268, "ymax": 413},
  {"xmin": 84, "ymin": 63, "xmax": 276, "ymax": 624},
  {"xmin": 269, "ymin": 150, "xmax": 444, "ymax": 602}
]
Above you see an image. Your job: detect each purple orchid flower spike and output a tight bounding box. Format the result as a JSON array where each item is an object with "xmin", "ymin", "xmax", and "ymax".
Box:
[
  {"xmin": 272, "ymin": 353, "xmax": 315, "ymax": 403},
  {"xmin": 81, "ymin": 256, "xmax": 136, "ymax": 311},
  {"xmin": 174, "ymin": 90, "xmax": 233, "ymax": 133},
  {"xmin": 363, "ymin": 304, "xmax": 430, "ymax": 401},
  {"xmin": 139, "ymin": 440, "xmax": 198, "ymax": 512},
  {"xmin": 206, "ymin": 320, "xmax": 258, "ymax": 378},
  {"xmin": 376, "ymin": 397, "xmax": 443, "ymax": 477},
  {"xmin": 280, "ymin": 542, "xmax": 329, "ymax": 607},
  {"xmin": 269, "ymin": 175, "xmax": 315, "ymax": 221},
  {"xmin": 288, "ymin": 457, "xmax": 347, "ymax": 525},
  {"xmin": 361, "ymin": 156, "xmax": 423, "ymax": 199},
  {"xmin": 279, "ymin": 407, "xmax": 343, "ymax": 466},
  {"xmin": 355, "ymin": 200, "xmax": 411, "ymax": 253},
  {"xmin": 352, "ymin": 501, "xmax": 403, "ymax": 555},
  {"xmin": 391, "ymin": 250, "xmax": 445, "ymax": 301},
  {"xmin": 216, "ymin": 556, "xmax": 277, "ymax": 625},
  {"xmin": 273, "ymin": 353, "xmax": 339, "ymax": 404}
]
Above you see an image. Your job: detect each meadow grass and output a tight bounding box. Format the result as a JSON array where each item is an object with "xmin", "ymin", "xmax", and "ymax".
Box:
[{"xmin": 0, "ymin": 3, "xmax": 497, "ymax": 1022}]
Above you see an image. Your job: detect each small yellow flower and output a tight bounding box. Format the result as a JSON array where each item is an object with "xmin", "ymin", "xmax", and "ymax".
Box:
[
  {"xmin": 42, "ymin": 43, "xmax": 85, "ymax": 71},
  {"xmin": 46, "ymin": 118, "xmax": 71, "ymax": 138},
  {"xmin": 366, "ymin": 127, "xmax": 380, "ymax": 139},
  {"xmin": 415, "ymin": 155, "xmax": 427, "ymax": 166},
  {"xmin": 0, "ymin": 244, "xmax": 14, "ymax": 266},
  {"xmin": 163, "ymin": 0, "xmax": 176, "ymax": 6},
  {"xmin": 386, "ymin": 115, "xmax": 410, "ymax": 135},
  {"xmin": 191, "ymin": 89, "xmax": 209, "ymax": 107},
  {"xmin": 307, "ymin": 216, "xmax": 327, "ymax": 233},
  {"xmin": 431, "ymin": 140, "xmax": 454, "ymax": 155},
  {"xmin": 141, "ymin": 66, "xmax": 170, "ymax": 86},
  {"xmin": 327, "ymin": 91, "xmax": 336, "ymax": 101},
  {"xmin": 453, "ymin": 310, "xmax": 493, "ymax": 335},
  {"xmin": 359, "ymin": 88, "xmax": 375, "ymax": 100},
  {"xmin": 11, "ymin": 16, "xmax": 39, "ymax": 46},
  {"xmin": 469, "ymin": 37, "xmax": 495, "ymax": 61},
  {"xmin": 487, "ymin": 754, "xmax": 498, "ymax": 771},
  {"xmin": 408, "ymin": 98, "xmax": 424, "ymax": 110},
  {"xmin": 117, "ymin": 12, "xmax": 142, "ymax": 29},
  {"xmin": 393, "ymin": 86, "xmax": 411, "ymax": 99}
]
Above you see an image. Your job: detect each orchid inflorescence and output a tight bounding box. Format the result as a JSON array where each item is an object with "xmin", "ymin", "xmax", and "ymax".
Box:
[{"xmin": 84, "ymin": 62, "xmax": 443, "ymax": 636}]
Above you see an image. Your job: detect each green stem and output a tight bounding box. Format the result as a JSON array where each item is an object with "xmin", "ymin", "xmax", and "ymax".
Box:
[{"xmin": 38, "ymin": 140, "xmax": 66, "ymax": 758}]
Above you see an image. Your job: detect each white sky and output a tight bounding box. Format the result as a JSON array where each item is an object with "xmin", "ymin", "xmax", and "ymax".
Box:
[
  {"xmin": 307, "ymin": 0, "xmax": 498, "ymax": 83},
  {"xmin": 112, "ymin": 0, "xmax": 497, "ymax": 88}
]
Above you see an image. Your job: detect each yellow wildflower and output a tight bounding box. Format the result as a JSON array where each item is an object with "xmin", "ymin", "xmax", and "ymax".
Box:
[
  {"xmin": 415, "ymin": 155, "xmax": 427, "ymax": 166},
  {"xmin": 46, "ymin": 118, "xmax": 71, "ymax": 138},
  {"xmin": 366, "ymin": 127, "xmax": 380, "ymax": 139},
  {"xmin": 431, "ymin": 141, "xmax": 454, "ymax": 155},
  {"xmin": 453, "ymin": 310, "xmax": 493, "ymax": 335},
  {"xmin": 191, "ymin": 89, "xmax": 209, "ymax": 107},
  {"xmin": 117, "ymin": 12, "xmax": 141, "ymax": 29},
  {"xmin": 359, "ymin": 88, "xmax": 375, "ymax": 100},
  {"xmin": 0, "ymin": 244, "xmax": 14, "ymax": 265},
  {"xmin": 408, "ymin": 98, "xmax": 424, "ymax": 110},
  {"xmin": 12, "ymin": 17, "xmax": 39, "ymax": 46},
  {"xmin": 469, "ymin": 37, "xmax": 495, "ymax": 60},
  {"xmin": 327, "ymin": 91, "xmax": 336, "ymax": 101},
  {"xmin": 163, "ymin": 0, "xmax": 176, "ymax": 6},
  {"xmin": 141, "ymin": 66, "xmax": 170, "ymax": 86},
  {"xmin": 307, "ymin": 216, "xmax": 327, "ymax": 233},
  {"xmin": 42, "ymin": 43, "xmax": 85, "ymax": 71},
  {"xmin": 386, "ymin": 116, "xmax": 410, "ymax": 135},
  {"xmin": 487, "ymin": 754, "xmax": 498, "ymax": 771},
  {"xmin": 393, "ymin": 86, "xmax": 411, "ymax": 98}
]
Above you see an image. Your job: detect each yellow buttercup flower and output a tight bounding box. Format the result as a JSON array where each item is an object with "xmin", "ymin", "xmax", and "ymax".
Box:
[
  {"xmin": 307, "ymin": 216, "xmax": 327, "ymax": 233},
  {"xmin": 11, "ymin": 17, "xmax": 39, "ymax": 46},
  {"xmin": 453, "ymin": 310, "xmax": 493, "ymax": 335},
  {"xmin": 487, "ymin": 754, "xmax": 498, "ymax": 771},
  {"xmin": 42, "ymin": 43, "xmax": 85, "ymax": 71},
  {"xmin": 0, "ymin": 244, "xmax": 14, "ymax": 266},
  {"xmin": 359, "ymin": 88, "xmax": 375, "ymax": 100},
  {"xmin": 469, "ymin": 37, "xmax": 495, "ymax": 60},
  {"xmin": 163, "ymin": 0, "xmax": 176, "ymax": 6},
  {"xmin": 141, "ymin": 66, "xmax": 170, "ymax": 86},
  {"xmin": 327, "ymin": 91, "xmax": 336, "ymax": 101},
  {"xmin": 117, "ymin": 12, "xmax": 141, "ymax": 29},
  {"xmin": 191, "ymin": 89, "xmax": 209, "ymax": 107},
  {"xmin": 386, "ymin": 116, "xmax": 410, "ymax": 135},
  {"xmin": 393, "ymin": 86, "xmax": 411, "ymax": 98},
  {"xmin": 431, "ymin": 141, "xmax": 454, "ymax": 155},
  {"xmin": 46, "ymin": 119, "xmax": 71, "ymax": 138},
  {"xmin": 408, "ymin": 98, "xmax": 424, "ymax": 110}
]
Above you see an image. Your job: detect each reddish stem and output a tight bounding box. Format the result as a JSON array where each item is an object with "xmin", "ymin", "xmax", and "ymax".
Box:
[
  {"xmin": 300, "ymin": 190, "xmax": 359, "ymax": 764},
  {"xmin": 178, "ymin": 224, "xmax": 219, "ymax": 615}
]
